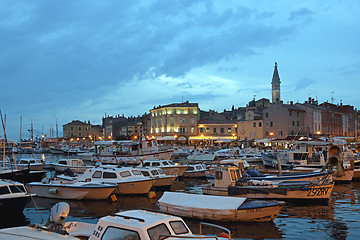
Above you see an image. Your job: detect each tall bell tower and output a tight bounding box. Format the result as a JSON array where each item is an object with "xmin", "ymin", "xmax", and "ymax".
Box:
[{"xmin": 271, "ymin": 62, "xmax": 281, "ymax": 103}]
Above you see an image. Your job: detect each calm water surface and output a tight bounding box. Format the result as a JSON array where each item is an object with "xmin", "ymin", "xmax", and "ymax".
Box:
[{"xmin": 2, "ymin": 154, "xmax": 360, "ymax": 239}]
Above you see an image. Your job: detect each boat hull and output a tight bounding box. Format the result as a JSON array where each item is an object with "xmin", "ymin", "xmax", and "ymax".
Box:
[
  {"xmin": 0, "ymin": 194, "xmax": 32, "ymax": 214},
  {"xmin": 159, "ymin": 200, "xmax": 283, "ymax": 222},
  {"xmin": 27, "ymin": 183, "xmax": 115, "ymax": 200},
  {"xmin": 227, "ymin": 182, "xmax": 334, "ymax": 200},
  {"xmin": 113, "ymin": 179, "xmax": 154, "ymax": 195},
  {"xmin": 153, "ymin": 176, "xmax": 177, "ymax": 187}
]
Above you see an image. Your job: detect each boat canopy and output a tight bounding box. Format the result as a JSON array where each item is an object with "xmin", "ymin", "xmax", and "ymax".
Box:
[
  {"xmin": 158, "ymin": 192, "xmax": 246, "ymax": 210},
  {"xmin": 94, "ymin": 140, "xmax": 138, "ymax": 146}
]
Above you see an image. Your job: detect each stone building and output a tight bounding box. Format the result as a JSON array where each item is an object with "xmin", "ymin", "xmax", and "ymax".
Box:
[
  {"xmin": 149, "ymin": 101, "xmax": 199, "ymax": 141},
  {"xmin": 263, "ymin": 102, "xmax": 306, "ymax": 138},
  {"xmin": 63, "ymin": 120, "xmax": 101, "ymax": 139}
]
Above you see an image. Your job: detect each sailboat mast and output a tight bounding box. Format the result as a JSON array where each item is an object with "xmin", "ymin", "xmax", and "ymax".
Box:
[{"xmin": 2, "ymin": 114, "xmax": 6, "ymax": 168}]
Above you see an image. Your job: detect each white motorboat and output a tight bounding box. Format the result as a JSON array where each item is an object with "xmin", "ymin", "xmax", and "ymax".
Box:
[
  {"xmin": 0, "ymin": 179, "xmax": 36, "ymax": 214},
  {"xmin": 50, "ymin": 158, "xmax": 92, "ymax": 173},
  {"xmin": 136, "ymin": 167, "xmax": 177, "ymax": 188},
  {"xmin": 6, "ymin": 158, "xmax": 45, "ymax": 171},
  {"xmin": 158, "ymin": 191, "xmax": 284, "ymax": 222},
  {"xmin": 92, "ymin": 138, "xmax": 174, "ymax": 165},
  {"xmin": 75, "ymin": 166, "xmax": 155, "ymax": 195},
  {"xmin": 77, "ymin": 146, "xmax": 95, "ymax": 161},
  {"xmin": 139, "ymin": 159, "xmax": 188, "ymax": 176},
  {"xmin": 183, "ymin": 163, "xmax": 208, "ymax": 178},
  {"xmin": 0, "ymin": 202, "xmax": 231, "ymax": 240},
  {"xmin": 27, "ymin": 177, "xmax": 116, "ymax": 200}
]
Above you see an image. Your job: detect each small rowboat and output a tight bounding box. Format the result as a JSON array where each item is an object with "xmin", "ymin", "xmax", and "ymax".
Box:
[{"xmin": 158, "ymin": 191, "xmax": 284, "ymax": 222}]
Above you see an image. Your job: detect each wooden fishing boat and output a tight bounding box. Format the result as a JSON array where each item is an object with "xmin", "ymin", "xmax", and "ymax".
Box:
[
  {"xmin": 158, "ymin": 191, "xmax": 284, "ymax": 222},
  {"xmin": 202, "ymin": 165, "xmax": 334, "ymax": 200}
]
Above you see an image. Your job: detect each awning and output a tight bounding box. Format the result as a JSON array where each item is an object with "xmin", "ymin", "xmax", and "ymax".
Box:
[
  {"xmin": 156, "ymin": 136, "xmax": 176, "ymax": 141},
  {"xmin": 178, "ymin": 136, "xmax": 187, "ymax": 141},
  {"xmin": 189, "ymin": 136, "xmax": 236, "ymax": 140}
]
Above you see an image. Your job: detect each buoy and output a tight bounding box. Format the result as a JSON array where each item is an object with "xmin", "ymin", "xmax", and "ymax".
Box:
[
  {"xmin": 148, "ymin": 191, "xmax": 156, "ymax": 199},
  {"xmin": 110, "ymin": 194, "xmax": 117, "ymax": 202}
]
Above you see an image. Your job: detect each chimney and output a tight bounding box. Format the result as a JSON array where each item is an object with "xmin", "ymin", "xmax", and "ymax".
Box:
[{"xmin": 290, "ymin": 101, "xmax": 293, "ymax": 105}]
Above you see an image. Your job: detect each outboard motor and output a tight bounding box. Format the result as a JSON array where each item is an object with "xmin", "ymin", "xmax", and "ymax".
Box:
[
  {"xmin": 45, "ymin": 202, "xmax": 70, "ymax": 235},
  {"xmin": 322, "ymin": 145, "xmax": 344, "ymax": 177}
]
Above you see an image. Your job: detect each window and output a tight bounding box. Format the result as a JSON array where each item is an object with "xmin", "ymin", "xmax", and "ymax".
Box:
[
  {"xmin": 120, "ymin": 171, "xmax": 131, "ymax": 177},
  {"xmin": 147, "ymin": 224, "xmax": 171, "ymax": 240},
  {"xmin": 227, "ymin": 128, "xmax": 231, "ymax": 133},
  {"xmin": 170, "ymin": 118, "xmax": 174, "ymax": 125},
  {"xmin": 10, "ymin": 185, "xmax": 26, "ymax": 193},
  {"xmin": 191, "ymin": 118, "xmax": 195, "ymax": 124},
  {"xmin": 206, "ymin": 128, "xmax": 210, "ymax": 133},
  {"xmin": 191, "ymin": 127, "xmax": 195, "ymax": 133},
  {"xmin": 297, "ymin": 112, "xmax": 299, "ymax": 117},
  {"xmin": 297, "ymin": 121, "xmax": 299, "ymax": 126},
  {"xmin": 270, "ymin": 122, "xmax": 273, "ymax": 127},
  {"xmin": 79, "ymin": 127, "xmax": 81, "ymax": 131},
  {"xmin": 103, "ymin": 172, "xmax": 117, "ymax": 179},
  {"xmin": 265, "ymin": 113, "xmax": 268, "ymax": 117},
  {"xmin": 266, "ymin": 131, "xmax": 269, "ymax": 136},
  {"xmin": 253, "ymin": 123, "xmax": 256, "ymax": 127},
  {"xmin": 292, "ymin": 121, "xmax": 295, "ymax": 126},
  {"xmin": 141, "ymin": 171, "xmax": 150, "ymax": 177},
  {"xmin": 151, "ymin": 170, "xmax": 159, "ymax": 176},
  {"xmin": 221, "ymin": 128, "xmax": 224, "ymax": 133},
  {"xmin": 199, "ymin": 128, "xmax": 203, "ymax": 133},
  {"xmin": 213, "ymin": 128, "xmax": 216, "ymax": 133},
  {"xmin": 169, "ymin": 221, "xmax": 189, "ymax": 235},
  {"xmin": 71, "ymin": 127, "xmax": 73, "ymax": 130},
  {"xmin": 290, "ymin": 111, "xmax": 292, "ymax": 116},
  {"xmin": 102, "ymin": 226, "xmax": 140, "ymax": 240},
  {"xmin": 179, "ymin": 118, "xmax": 185, "ymax": 124},
  {"xmin": 279, "ymin": 130, "xmax": 283, "ymax": 136},
  {"xmin": 230, "ymin": 170, "xmax": 237, "ymax": 181},
  {"xmin": 132, "ymin": 170, "xmax": 142, "ymax": 175},
  {"xmin": 92, "ymin": 171, "xmax": 102, "ymax": 178},
  {"xmin": 215, "ymin": 171, "xmax": 223, "ymax": 180},
  {"xmin": 0, "ymin": 186, "xmax": 10, "ymax": 195},
  {"xmin": 259, "ymin": 122, "xmax": 262, "ymax": 127}
]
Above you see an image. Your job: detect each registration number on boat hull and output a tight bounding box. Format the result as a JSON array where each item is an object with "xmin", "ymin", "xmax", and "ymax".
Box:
[{"xmin": 307, "ymin": 187, "xmax": 331, "ymax": 197}]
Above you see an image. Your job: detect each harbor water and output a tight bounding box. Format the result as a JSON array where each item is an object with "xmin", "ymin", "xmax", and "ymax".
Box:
[{"xmin": 1, "ymin": 154, "xmax": 360, "ymax": 239}]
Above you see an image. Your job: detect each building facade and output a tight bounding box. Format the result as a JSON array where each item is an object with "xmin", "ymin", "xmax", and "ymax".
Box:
[
  {"xmin": 63, "ymin": 120, "xmax": 101, "ymax": 139},
  {"xmin": 237, "ymin": 120, "xmax": 264, "ymax": 140},
  {"xmin": 263, "ymin": 102, "xmax": 306, "ymax": 138},
  {"xmin": 150, "ymin": 102, "xmax": 199, "ymax": 141}
]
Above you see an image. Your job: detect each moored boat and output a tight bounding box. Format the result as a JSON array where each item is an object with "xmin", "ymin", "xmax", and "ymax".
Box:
[
  {"xmin": 0, "ymin": 202, "xmax": 232, "ymax": 240},
  {"xmin": 50, "ymin": 158, "xmax": 92, "ymax": 173},
  {"xmin": 0, "ymin": 179, "xmax": 36, "ymax": 214},
  {"xmin": 27, "ymin": 179, "xmax": 116, "ymax": 200},
  {"xmin": 158, "ymin": 191, "xmax": 284, "ymax": 222},
  {"xmin": 75, "ymin": 166, "xmax": 155, "ymax": 195}
]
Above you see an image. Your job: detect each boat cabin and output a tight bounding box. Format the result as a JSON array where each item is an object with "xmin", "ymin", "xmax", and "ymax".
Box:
[
  {"xmin": 213, "ymin": 166, "xmax": 243, "ymax": 188},
  {"xmin": 77, "ymin": 166, "xmax": 148, "ymax": 183},
  {"xmin": 65, "ymin": 209, "xmax": 230, "ymax": 240}
]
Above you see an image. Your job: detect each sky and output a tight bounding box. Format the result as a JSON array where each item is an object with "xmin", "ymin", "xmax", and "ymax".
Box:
[{"xmin": 0, "ymin": 0, "xmax": 359, "ymax": 141}]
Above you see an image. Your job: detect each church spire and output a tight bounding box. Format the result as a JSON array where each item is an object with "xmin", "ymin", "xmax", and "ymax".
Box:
[{"xmin": 271, "ymin": 62, "xmax": 281, "ymax": 103}]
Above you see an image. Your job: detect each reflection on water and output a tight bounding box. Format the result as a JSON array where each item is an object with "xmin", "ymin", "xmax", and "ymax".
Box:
[{"xmin": 3, "ymin": 154, "xmax": 360, "ymax": 239}]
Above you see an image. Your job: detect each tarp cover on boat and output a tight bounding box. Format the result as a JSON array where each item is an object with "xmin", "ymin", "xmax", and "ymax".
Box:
[{"xmin": 158, "ymin": 191, "xmax": 246, "ymax": 211}]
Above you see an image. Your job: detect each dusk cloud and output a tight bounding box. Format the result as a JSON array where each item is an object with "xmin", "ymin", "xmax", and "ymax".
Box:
[{"xmin": 0, "ymin": 1, "xmax": 358, "ymax": 140}]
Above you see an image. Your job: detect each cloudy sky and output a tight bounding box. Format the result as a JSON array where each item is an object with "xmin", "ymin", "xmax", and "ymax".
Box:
[{"xmin": 1, "ymin": 0, "xmax": 359, "ymax": 140}]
